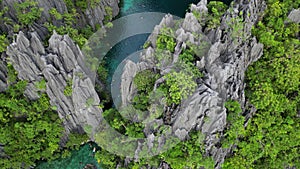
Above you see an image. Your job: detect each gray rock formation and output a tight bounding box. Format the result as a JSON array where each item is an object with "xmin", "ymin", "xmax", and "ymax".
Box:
[
  {"xmin": 0, "ymin": 0, "xmax": 119, "ymax": 39},
  {"xmin": 0, "ymin": 57, "xmax": 7, "ymax": 92},
  {"xmin": 119, "ymin": 0, "xmax": 266, "ymax": 168},
  {"xmin": 121, "ymin": 60, "xmax": 151, "ymax": 107},
  {"xmin": 6, "ymin": 31, "xmax": 103, "ymax": 139},
  {"xmin": 288, "ymin": 9, "xmax": 300, "ymax": 23}
]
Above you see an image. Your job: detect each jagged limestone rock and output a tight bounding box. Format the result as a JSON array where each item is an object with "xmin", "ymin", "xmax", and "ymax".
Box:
[
  {"xmin": 288, "ymin": 9, "xmax": 300, "ymax": 24},
  {"xmin": 0, "ymin": 59, "xmax": 7, "ymax": 92},
  {"xmin": 118, "ymin": 0, "xmax": 266, "ymax": 168},
  {"xmin": 120, "ymin": 59, "xmax": 150, "ymax": 108},
  {"xmin": 0, "ymin": 0, "xmax": 119, "ymax": 39},
  {"xmin": 7, "ymin": 31, "xmax": 103, "ymax": 139}
]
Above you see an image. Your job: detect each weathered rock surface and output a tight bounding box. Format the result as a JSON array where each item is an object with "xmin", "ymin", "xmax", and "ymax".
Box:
[
  {"xmin": 121, "ymin": 59, "xmax": 151, "ymax": 107},
  {"xmin": 288, "ymin": 9, "xmax": 300, "ymax": 23},
  {"xmin": 0, "ymin": 57, "xmax": 7, "ymax": 92},
  {"xmin": 6, "ymin": 31, "xmax": 103, "ymax": 140},
  {"xmin": 119, "ymin": 0, "xmax": 266, "ymax": 168},
  {"xmin": 0, "ymin": 0, "xmax": 119, "ymax": 39}
]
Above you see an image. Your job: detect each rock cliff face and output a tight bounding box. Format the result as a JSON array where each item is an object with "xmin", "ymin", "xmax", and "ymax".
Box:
[
  {"xmin": 0, "ymin": 0, "xmax": 119, "ymax": 39},
  {"xmin": 0, "ymin": 0, "xmax": 120, "ymax": 146},
  {"xmin": 0, "ymin": 58, "xmax": 7, "ymax": 92},
  {"xmin": 119, "ymin": 0, "xmax": 265, "ymax": 168},
  {"xmin": 0, "ymin": 0, "xmax": 269, "ymax": 167},
  {"xmin": 6, "ymin": 31, "xmax": 103, "ymax": 138}
]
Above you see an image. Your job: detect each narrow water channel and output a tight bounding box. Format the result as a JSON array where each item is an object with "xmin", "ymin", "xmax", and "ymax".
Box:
[{"xmin": 36, "ymin": 0, "xmax": 228, "ymax": 168}]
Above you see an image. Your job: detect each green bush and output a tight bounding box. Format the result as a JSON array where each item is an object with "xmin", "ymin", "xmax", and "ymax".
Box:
[
  {"xmin": 46, "ymin": 9, "xmax": 88, "ymax": 47},
  {"xmin": 221, "ymin": 100, "xmax": 245, "ymax": 148},
  {"xmin": 49, "ymin": 8, "xmax": 62, "ymax": 20},
  {"xmin": 133, "ymin": 69, "xmax": 159, "ymax": 93},
  {"xmin": 14, "ymin": 0, "xmax": 43, "ymax": 26},
  {"xmin": 206, "ymin": 1, "xmax": 228, "ymax": 29},
  {"xmin": 64, "ymin": 78, "xmax": 73, "ymax": 96},
  {"xmin": 0, "ymin": 34, "xmax": 8, "ymax": 53},
  {"xmin": 35, "ymin": 78, "xmax": 47, "ymax": 90},
  {"xmin": 0, "ymin": 81, "xmax": 63, "ymax": 168},
  {"xmin": 104, "ymin": 6, "xmax": 113, "ymax": 24},
  {"xmin": 102, "ymin": 108, "xmax": 145, "ymax": 138},
  {"xmin": 223, "ymin": 1, "xmax": 300, "ymax": 168}
]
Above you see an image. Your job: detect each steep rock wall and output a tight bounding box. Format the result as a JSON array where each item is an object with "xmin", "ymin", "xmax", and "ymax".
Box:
[
  {"xmin": 0, "ymin": 0, "xmax": 119, "ymax": 39},
  {"xmin": 119, "ymin": 0, "xmax": 266, "ymax": 168},
  {"xmin": 6, "ymin": 31, "xmax": 103, "ymax": 139}
]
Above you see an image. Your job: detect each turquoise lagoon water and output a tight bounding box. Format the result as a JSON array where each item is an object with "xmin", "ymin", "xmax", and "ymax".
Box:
[{"xmin": 36, "ymin": 0, "xmax": 230, "ymax": 168}]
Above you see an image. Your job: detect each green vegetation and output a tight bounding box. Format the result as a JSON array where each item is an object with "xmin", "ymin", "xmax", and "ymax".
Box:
[
  {"xmin": 64, "ymin": 0, "xmax": 101, "ymax": 11},
  {"xmin": 191, "ymin": 1, "xmax": 228, "ymax": 30},
  {"xmin": 164, "ymin": 69, "xmax": 197, "ymax": 105},
  {"xmin": 134, "ymin": 69, "xmax": 159, "ymax": 93},
  {"xmin": 227, "ymin": 14, "xmax": 246, "ymax": 44},
  {"xmin": 152, "ymin": 27, "xmax": 203, "ymax": 105},
  {"xmin": 35, "ymin": 78, "xmax": 47, "ymax": 90},
  {"xmin": 64, "ymin": 78, "xmax": 73, "ymax": 96},
  {"xmin": 14, "ymin": 0, "xmax": 43, "ymax": 26},
  {"xmin": 206, "ymin": 1, "xmax": 228, "ymax": 29},
  {"xmin": 0, "ymin": 81, "xmax": 63, "ymax": 168},
  {"xmin": 104, "ymin": 6, "xmax": 113, "ymax": 24},
  {"xmin": 102, "ymin": 108, "xmax": 145, "ymax": 138},
  {"xmin": 94, "ymin": 130, "xmax": 214, "ymax": 169},
  {"xmin": 223, "ymin": 1, "xmax": 300, "ymax": 168},
  {"xmin": 6, "ymin": 62, "xmax": 18, "ymax": 84},
  {"xmin": 221, "ymin": 100, "xmax": 245, "ymax": 148},
  {"xmin": 0, "ymin": 6, "xmax": 9, "ymax": 53},
  {"xmin": 97, "ymin": 62, "xmax": 109, "ymax": 82},
  {"xmin": 0, "ymin": 34, "xmax": 8, "ymax": 53},
  {"xmin": 45, "ymin": 8, "xmax": 88, "ymax": 47},
  {"xmin": 132, "ymin": 69, "xmax": 159, "ymax": 111},
  {"xmin": 156, "ymin": 27, "xmax": 176, "ymax": 52}
]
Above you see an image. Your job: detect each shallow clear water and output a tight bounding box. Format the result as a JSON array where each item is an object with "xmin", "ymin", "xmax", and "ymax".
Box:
[{"xmin": 36, "ymin": 144, "xmax": 100, "ymax": 169}]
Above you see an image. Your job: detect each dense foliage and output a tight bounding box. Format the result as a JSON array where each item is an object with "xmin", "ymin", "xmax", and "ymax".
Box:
[
  {"xmin": 192, "ymin": 1, "xmax": 228, "ymax": 30},
  {"xmin": 223, "ymin": 0, "xmax": 300, "ymax": 168},
  {"xmin": 206, "ymin": 1, "xmax": 228, "ymax": 29},
  {"xmin": 14, "ymin": 0, "xmax": 42, "ymax": 26},
  {"xmin": 221, "ymin": 100, "xmax": 245, "ymax": 149},
  {"xmin": 95, "ymin": 130, "xmax": 214, "ymax": 169},
  {"xmin": 0, "ymin": 81, "xmax": 63, "ymax": 168},
  {"xmin": 133, "ymin": 69, "xmax": 160, "ymax": 110}
]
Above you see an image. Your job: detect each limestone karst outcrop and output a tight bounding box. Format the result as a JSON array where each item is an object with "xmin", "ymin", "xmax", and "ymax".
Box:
[
  {"xmin": 0, "ymin": 0, "xmax": 269, "ymax": 168},
  {"xmin": 119, "ymin": 0, "xmax": 265, "ymax": 168},
  {"xmin": 7, "ymin": 31, "xmax": 103, "ymax": 139},
  {"xmin": 0, "ymin": 0, "xmax": 119, "ymax": 40}
]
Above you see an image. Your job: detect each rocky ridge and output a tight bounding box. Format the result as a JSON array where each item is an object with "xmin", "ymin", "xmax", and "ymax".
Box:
[
  {"xmin": 119, "ymin": 0, "xmax": 266, "ymax": 168},
  {"xmin": 0, "ymin": 0, "xmax": 271, "ymax": 168},
  {"xmin": 0, "ymin": 0, "xmax": 119, "ymax": 40},
  {"xmin": 6, "ymin": 31, "xmax": 103, "ymax": 140}
]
